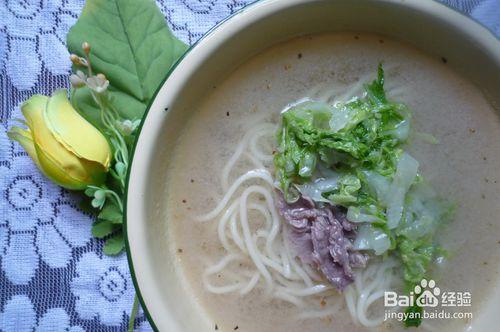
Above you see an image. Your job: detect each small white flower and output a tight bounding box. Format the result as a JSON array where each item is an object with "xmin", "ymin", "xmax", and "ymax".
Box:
[
  {"xmin": 86, "ymin": 75, "xmax": 109, "ymax": 94},
  {"xmin": 117, "ymin": 119, "xmax": 140, "ymax": 135},
  {"xmin": 69, "ymin": 70, "xmax": 87, "ymax": 88}
]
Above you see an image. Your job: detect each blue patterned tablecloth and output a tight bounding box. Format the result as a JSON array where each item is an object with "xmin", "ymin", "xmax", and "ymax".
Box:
[{"xmin": 0, "ymin": 0, "xmax": 498, "ymax": 331}]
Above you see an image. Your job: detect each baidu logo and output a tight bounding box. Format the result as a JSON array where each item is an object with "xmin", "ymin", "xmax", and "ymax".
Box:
[
  {"xmin": 384, "ymin": 278, "xmax": 473, "ymax": 322},
  {"xmin": 414, "ymin": 279, "xmax": 440, "ymax": 307},
  {"xmin": 384, "ymin": 278, "xmax": 471, "ymax": 308}
]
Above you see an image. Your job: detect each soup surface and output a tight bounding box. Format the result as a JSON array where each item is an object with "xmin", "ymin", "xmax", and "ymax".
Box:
[{"xmin": 164, "ymin": 33, "xmax": 500, "ymax": 331}]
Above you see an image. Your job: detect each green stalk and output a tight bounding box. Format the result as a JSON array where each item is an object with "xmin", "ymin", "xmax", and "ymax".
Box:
[{"xmin": 128, "ymin": 294, "xmax": 139, "ymax": 332}]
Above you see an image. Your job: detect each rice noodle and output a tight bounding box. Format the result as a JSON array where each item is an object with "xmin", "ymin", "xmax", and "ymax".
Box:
[
  {"xmin": 196, "ymin": 111, "xmax": 398, "ymax": 327},
  {"xmin": 344, "ymin": 258, "xmax": 397, "ymax": 327}
]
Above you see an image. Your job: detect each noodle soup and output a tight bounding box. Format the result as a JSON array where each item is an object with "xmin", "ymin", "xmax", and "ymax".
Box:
[{"xmin": 164, "ymin": 33, "xmax": 500, "ymax": 331}]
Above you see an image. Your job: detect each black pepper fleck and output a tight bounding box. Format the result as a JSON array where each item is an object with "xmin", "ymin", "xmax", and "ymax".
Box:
[
  {"xmin": 226, "ymin": 111, "xmax": 230, "ymax": 117},
  {"xmin": 354, "ymin": 35, "xmax": 359, "ymax": 40},
  {"xmin": 481, "ymin": 194, "xmax": 486, "ymax": 199},
  {"xmin": 164, "ymin": 107, "xmax": 169, "ymax": 112},
  {"xmin": 190, "ymin": 179, "xmax": 195, "ymax": 183},
  {"xmin": 182, "ymin": 199, "xmax": 187, "ymax": 203},
  {"xmin": 441, "ymin": 57, "xmax": 448, "ymax": 64},
  {"xmin": 379, "ymin": 39, "xmax": 384, "ymax": 43},
  {"xmin": 178, "ymin": 248, "xmax": 183, "ymax": 253},
  {"xmin": 483, "ymin": 157, "xmax": 487, "ymax": 161},
  {"xmin": 234, "ymin": 326, "xmax": 239, "ymax": 330},
  {"xmin": 297, "ymin": 53, "xmax": 302, "ymax": 59},
  {"xmin": 215, "ymin": 324, "xmax": 218, "ymax": 330}
]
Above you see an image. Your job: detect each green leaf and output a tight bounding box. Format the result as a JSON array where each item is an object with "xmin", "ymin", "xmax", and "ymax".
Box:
[
  {"xmin": 98, "ymin": 201, "xmax": 123, "ymax": 224},
  {"xmin": 67, "ymin": 0, "xmax": 188, "ymax": 127},
  {"xmin": 397, "ymin": 236, "xmax": 435, "ymax": 285},
  {"xmin": 104, "ymin": 232, "xmax": 125, "ymax": 255},
  {"xmin": 365, "ymin": 63, "xmax": 387, "ymax": 105},
  {"xmin": 329, "ymin": 174, "xmax": 361, "ymax": 205},
  {"xmin": 92, "ymin": 220, "xmax": 118, "ymax": 238}
]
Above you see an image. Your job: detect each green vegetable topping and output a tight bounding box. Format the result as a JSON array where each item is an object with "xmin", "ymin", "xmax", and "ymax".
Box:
[
  {"xmin": 275, "ymin": 65, "xmax": 409, "ymax": 202},
  {"xmin": 404, "ymin": 304, "xmax": 424, "ymax": 327},
  {"xmin": 274, "ymin": 65, "xmax": 454, "ymax": 326}
]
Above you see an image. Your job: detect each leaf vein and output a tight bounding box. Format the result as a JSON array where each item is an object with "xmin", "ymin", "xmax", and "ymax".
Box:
[{"xmin": 114, "ymin": 0, "xmax": 145, "ymax": 100}]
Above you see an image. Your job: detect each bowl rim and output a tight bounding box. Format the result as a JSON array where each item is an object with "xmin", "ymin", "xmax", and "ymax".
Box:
[{"xmin": 124, "ymin": 0, "xmax": 500, "ymax": 330}]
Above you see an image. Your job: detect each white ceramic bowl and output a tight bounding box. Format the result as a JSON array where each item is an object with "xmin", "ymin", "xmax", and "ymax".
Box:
[{"xmin": 125, "ymin": 0, "xmax": 500, "ymax": 330}]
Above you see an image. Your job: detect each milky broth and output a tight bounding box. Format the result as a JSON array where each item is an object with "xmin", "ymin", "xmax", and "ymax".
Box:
[{"xmin": 164, "ymin": 33, "xmax": 500, "ymax": 331}]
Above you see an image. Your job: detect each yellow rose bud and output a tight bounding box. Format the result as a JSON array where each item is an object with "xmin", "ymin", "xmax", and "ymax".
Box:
[{"xmin": 8, "ymin": 90, "xmax": 112, "ymax": 190}]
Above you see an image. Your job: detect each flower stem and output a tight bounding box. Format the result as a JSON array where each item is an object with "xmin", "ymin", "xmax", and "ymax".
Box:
[
  {"xmin": 128, "ymin": 294, "xmax": 140, "ymax": 332},
  {"xmin": 106, "ymin": 189, "xmax": 123, "ymax": 212}
]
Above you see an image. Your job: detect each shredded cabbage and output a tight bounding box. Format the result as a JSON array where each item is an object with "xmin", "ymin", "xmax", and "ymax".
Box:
[
  {"xmin": 347, "ymin": 205, "xmax": 385, "ymax": 223},
  {"xmin": 274, "ymin": 65, "xmax": 408, "ymax": 201},
  {"xmin": 295, "ymin": 176, "xmax": 339, "ymax": 203},
  {"xmin": 386, "ymin": 153, "xmax": 419, "ymax": 229},
  {"xmin": 274, "ymin": 65, "xmax": 453, "ymax": 302},
  {"xmin": 361, "ymin": 170, "xmax": 390, "ymax": 204},
  {"xmin": 353, "ymin": 224, "xmax": 391, "ymax": 255}
]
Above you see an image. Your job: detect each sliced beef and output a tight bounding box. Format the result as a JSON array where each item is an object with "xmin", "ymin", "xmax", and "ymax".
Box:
[{"xmin": 277, "ymin": 192, "xmax": 368, "ymax": 290}]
